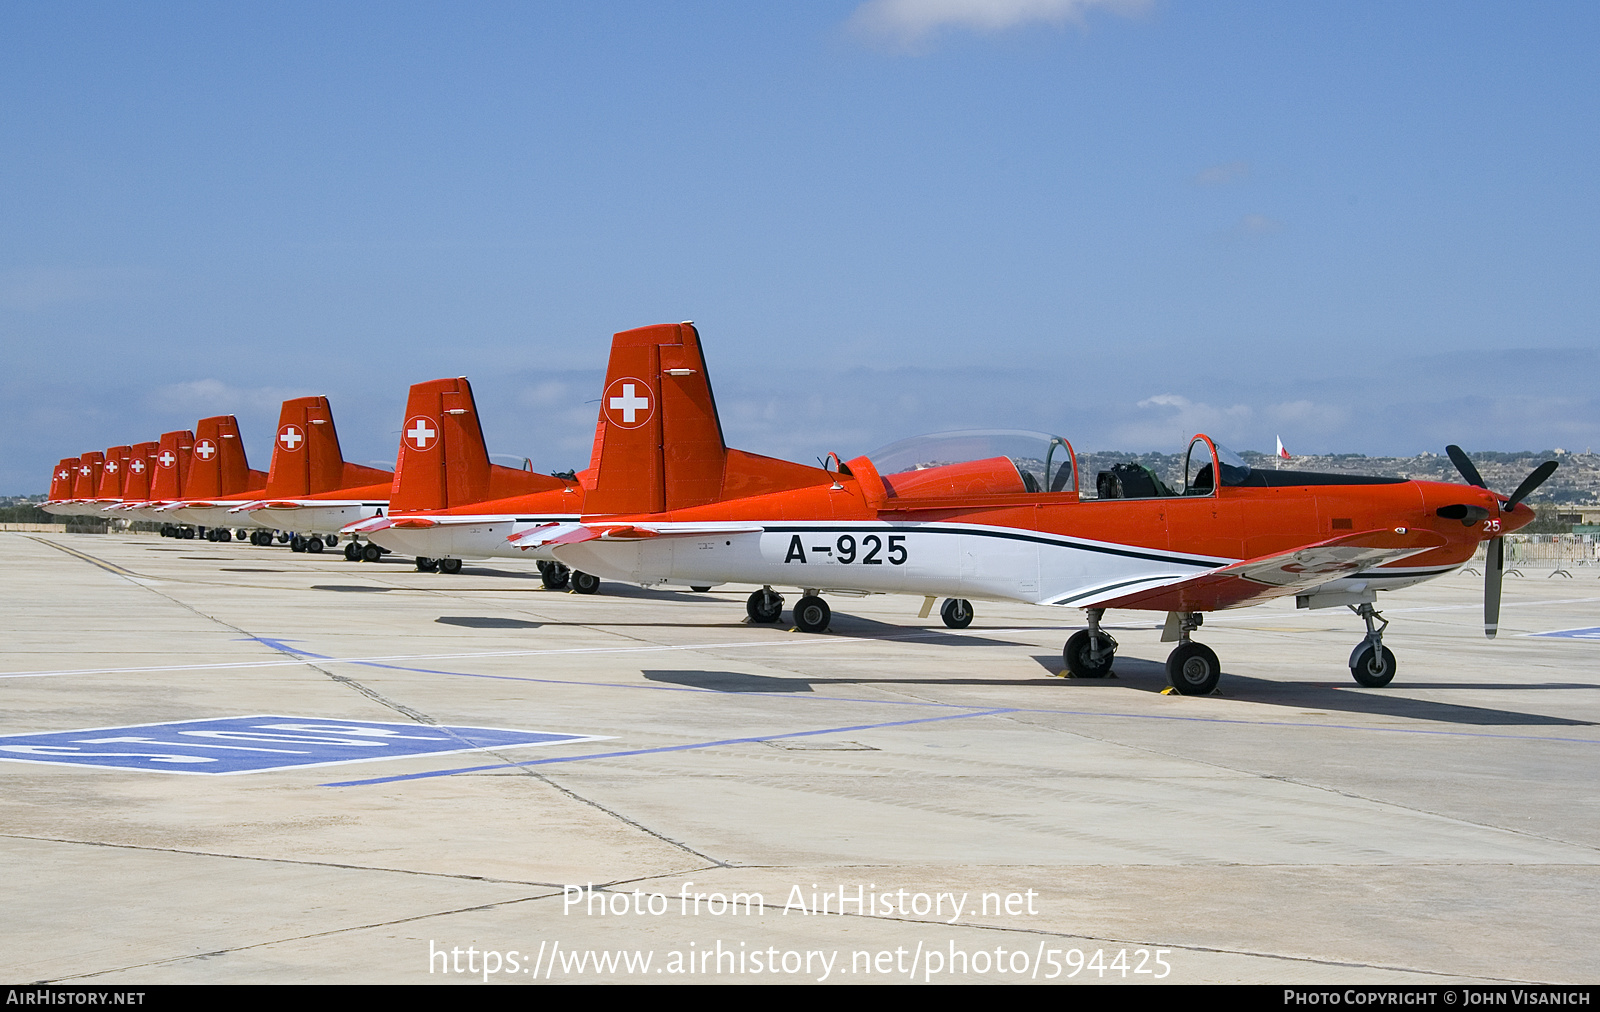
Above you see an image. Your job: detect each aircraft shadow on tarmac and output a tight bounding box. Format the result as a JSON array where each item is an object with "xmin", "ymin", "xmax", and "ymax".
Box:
[
  {"xmin": 1027, "ymin": 654, "xmax": 1596, "ymax": 726},
  {"xmin": 434, "ymin": 616, "xmax": 542, "ymax": 629}
]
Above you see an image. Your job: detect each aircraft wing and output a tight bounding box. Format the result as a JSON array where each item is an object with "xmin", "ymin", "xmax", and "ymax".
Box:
[{"xmin": 1074, "ymin": 528, "xmax": 1448, "ymax": 613}]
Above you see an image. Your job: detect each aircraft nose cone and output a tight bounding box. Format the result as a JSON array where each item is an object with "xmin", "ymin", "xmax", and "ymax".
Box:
[{"xmin": 1500, "ymin": 499, "xmax": 1536, "ymax": 534}]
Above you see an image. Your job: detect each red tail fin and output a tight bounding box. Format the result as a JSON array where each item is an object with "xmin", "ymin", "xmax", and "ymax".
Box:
[
  {"xmin": 265, "ymin": 396, "xmax": 392, "ymax": 497},
  {"xmin": 124, "ymin": 442, "xmax": 158, "ymax": 501},
  {"xmin": 388, "ymin": 377, "xmax": 566, "ymax": 512},
  {"xmin": 72, "ymin": 452, "xmax": 105, "ymax": 499},
  {"xmin": 50, "ymin": 458, "xmax": 77, "ymax": 500},
  {"xmin": 150, "ymin": 431, "xmax": 193, "ymax": 500},
  {"xmin": 187, "ymin": 416, "xmax": 266, "ymax": 498},
  {"xmin": 584, "ymin": 322, "xmax": 827, "ymax": 516},
  {"xmin": 96, "ymin": 446, "xmax": 132, "ymax": 499}
]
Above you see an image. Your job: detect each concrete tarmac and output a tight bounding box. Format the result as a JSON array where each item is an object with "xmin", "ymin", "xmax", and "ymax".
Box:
[{"xmin": 3, "ymin": 530, "xmax": 1599, "ymax": 985}]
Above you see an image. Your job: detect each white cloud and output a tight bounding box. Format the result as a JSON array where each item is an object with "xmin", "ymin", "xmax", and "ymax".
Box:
[
  {"xmin": 0, "ymin": 267, "xmax": 152, "ymax": 312},
  {"xmin": 1113, "ymin": 393, "xmax": 1253, "ymax": 448},
  {"xmin": 1194, "ymin": 161, "xmax": 1249, "ymax": 186},
  {"xmin": 848, "ymin": 0, "xmax": 1149, "ymax": 49},
  {"xmin": 1238, "ymin": 213, "xmax": 1282, "ymax": 235},
  {"xmin": 146, "ymin": 379, "xmax": 307, "ymax": 416}
]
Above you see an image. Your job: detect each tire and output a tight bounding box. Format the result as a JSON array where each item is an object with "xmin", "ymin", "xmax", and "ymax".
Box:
[
  {"xmin": 306, "ymin": 536, "xmax": 323, "ymax": 553},
  {"xmin": 793, "ymin": 595, "xmax": 831, "ymax": 633},
  {"xmin": 1349, "ymin": 643, "xmax": 1397, "ymax": 688},
  {"xmin": 361, "ymin": 543, "xmax": 383, "ymax": 563},
  {"xmin": 416, "ymin": 557, "xmax": 438, "ymax": 572},
  {"xmin": 940, "ymin": 598, "xmax": 973, "ymax": 629},
  {"xmin": 571, "ymin": 570, "xmax": 600, "ymax": 594},
  {"xmin": 290, "ymin": 535, "xmax": 305, "ymax": 553},
  {"xmin": 541, "ymin": 564, "xmax": 569, "ymax": 590},
  {"xmin": 344, "ymin": 541, "xmax": 360, "ymax": 561},
  {"xmin": 439, "ymin": 557, "xmax": 462, "ymax": 574},
  {"xmin": 324, "ymin": 535, "xmax": 338, "ymax": 547},
  {"xmin": 1063, "ymin": 629, "xmax": 1116, "ymax": 678},
  {"xmin": 1166, "ymin": 642, "xmax": 1220, "ymax": 696},
  {"xmin": 745, "ymin": 589, "xmax": 783, "ymax": 623}
]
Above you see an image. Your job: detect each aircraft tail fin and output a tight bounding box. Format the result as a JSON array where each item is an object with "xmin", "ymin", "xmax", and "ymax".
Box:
[
  {"xmin": 389, "ymin": 377, "xmax": 566, "ymax": 512},
  {"xmin": 50, "ymin": 458, "xmax": 78, "ymax": 500},
  {"xmin": 150, "ymin": 431, "xmax": 194, "ymax": 500},
  {"xmin": 96, "ymin": 446, "xmax": 132, "ymax": 499},
  {"xmin": 584, "ymin": 322, "xmax": 828, "ymax": 516},
  {"xmin": 188, "ymin": 415, "xmax": 266, "ymax": 498},
  {"xmin": 72, "ymin": 452, "xmax": 105, "ymax": 499},
  {"xmin": 124, "ymin": 442, "xmax": 158, "ymax": 501},
  {"xmin": 266, "ymin": 396, "xmax": 393, "ymax": 498}
]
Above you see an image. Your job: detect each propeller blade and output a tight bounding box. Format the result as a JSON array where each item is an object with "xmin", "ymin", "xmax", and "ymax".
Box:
[
  {"xmin": 1504, "ymin": 460, "xmax": 1559, "ymax": 512},
  {"xmin": 1445, "ymin": 445, "xmax": 1486, "ymax": 488},
  {"xmin": 1484, "ymin": 536, "xmax": 1503, "ymax": 639}
]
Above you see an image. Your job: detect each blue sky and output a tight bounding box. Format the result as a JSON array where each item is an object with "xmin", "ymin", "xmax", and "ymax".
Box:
[{"xmin": 4, "ymin": 1, "xmax": 1597, "ymax": 491}]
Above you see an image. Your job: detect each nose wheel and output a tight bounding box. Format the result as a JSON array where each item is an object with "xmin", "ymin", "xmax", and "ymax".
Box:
[
  {"xmin": 746, "ymin": 587, "xmax": 784, "ymax": 623},
  {"xmin": 1063, "ymin": 608, "xmax": 1117, "ymax": 678},
  {"xmin": 1349, "ymin": 602, "xmax": 1396, "ymax": 687}
]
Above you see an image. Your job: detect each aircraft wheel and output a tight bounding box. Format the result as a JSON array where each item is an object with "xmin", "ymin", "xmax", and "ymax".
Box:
[
  {"xmin": 324, "ymin": 535, "xmax": 338, "ymax": 547},
  {"xmin": 306, "ymin": 536, "xmax": 323, "ymax": 553},
  {"xmin": 361, "ymin": 543, "xmax": 383, "ymax": 563},
  {"xmin": 541, "ymin": 563, "xmax": 569, "ymax": 590},
  {"xmin": 275, "ymin": 532, "xmax": 290, "ymax": 544},
  {"xmin": 1349, "ymin": 643, "xmax": 1397, "ymax": 688},
  {"xmin": 793, "ymin": 595, "xmax": 831, "ymax": 633},
  {"xmin": 235, "ymin": 529, "xmax": 248, "ymax": 540},
  {"xmin": 746, "ymin": 589, "xmax": 783, "ymax": 623},
  {"xmin": 571, "ymin": 570, "xmax": 600, "ymax": 594},
  {"xmin": 690, "ymin": 585, "xmax": 713, "ymax": 593},
  {"xmin": 440, "ymin": 557, "xmax": 463, "ymax": 574},
  {"xmin": 344, "ymin": 541, "xmax": 360, "ymax": 561},
  {"xmin": 940, "ymin": 598, "xmax": 973, "ymax": 629},
  {"xmin": 416, "ymin": 557, "xmax": 439, "ymax": 572},
  {"xmin": 1165, "ymin": 642, "xmax": 1220, "ymax": 696},
  {"xmin": 1063, "ymin": 629, "xmax": 1115, "ymax": 678}
]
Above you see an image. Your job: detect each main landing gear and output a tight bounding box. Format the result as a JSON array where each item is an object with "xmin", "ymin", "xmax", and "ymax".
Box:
[
  {"xmin": 1348, "ymin": 601, "xmax": 1396, "ymax": 687},
  {"xmin": 1162, "ymin": 611, "xmax": 1219, "ymax": 696},
  {"xmin": 1063, "ymin": 607, "xmax": 1117, "ymax": 679}
]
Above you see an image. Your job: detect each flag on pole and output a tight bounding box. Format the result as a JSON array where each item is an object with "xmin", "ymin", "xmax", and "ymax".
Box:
[{"xmin": 1276, "ymin": 436, "xmax": 1291, "ymax": 460}]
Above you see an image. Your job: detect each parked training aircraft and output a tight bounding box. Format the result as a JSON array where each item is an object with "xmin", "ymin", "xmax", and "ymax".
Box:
[
  {"xmin": 231, "ymin": 395, "xmax": 394, "ymax": 549},
  {"xmin": 341, "ymin": 377, "xmax": 588, "ymax": 575},
  {"xmin": 516, "ymin": 323, "xmax": 1555, "ymax": 695},
  {"xmin": 149, "ymin": 415, "xmax": 269, "ymax": 538}
]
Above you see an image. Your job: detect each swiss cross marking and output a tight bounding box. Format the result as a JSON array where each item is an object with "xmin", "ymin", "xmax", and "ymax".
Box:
[
  {"xmin": 159, "ymin": 452, "xmax": 176, "ymax": 468},
  {"xmin": 131, "ymin": 460, "xmax": 145, "ymax": 473},
  {"xmin": 603, "ymin": 377, "xmax": 655, "ymax": 429},
  {"xmin": 279, "ymin": 425, "xmax": 303, "ymax": 451},
  {"xmin": 195, "ymin": 440, "xmax": 217, "ymax": 460},
  {"xmin": 405, "ymin": 416, "xmax": 438, "ymax": 451}
]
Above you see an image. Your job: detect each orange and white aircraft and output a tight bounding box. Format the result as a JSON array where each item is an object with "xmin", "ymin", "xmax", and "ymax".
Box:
[
  {"xmin": 43, "ymin": 456, "xmax": 88, "ymax": 515},
  {"xmin": 106, "ymin": 429, "xmax": 193, "ymax": 524},
  {"xmin": 230, "ymin": 395, "xmax": 394, "ymax": 548},
  {"xmin": 150, "ymin": 415, "xmax": 269, "ymax": 537},
  {"xmin": 341, "ymin": 377, "xmax": 590, "ymax": 575},
  {"xmin": 516, "ymin": 322, "xmax": 1555, "ymax": 695}
]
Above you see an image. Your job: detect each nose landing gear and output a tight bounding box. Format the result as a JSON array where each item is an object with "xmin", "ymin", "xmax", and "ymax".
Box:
[
  {"xmin": 1063, "ymin": 608, "xmax": 1117, "ymax": 678},
  {"xmin": 1349, "ymin": 601, "xmax": 1396, "ymax": 687}
]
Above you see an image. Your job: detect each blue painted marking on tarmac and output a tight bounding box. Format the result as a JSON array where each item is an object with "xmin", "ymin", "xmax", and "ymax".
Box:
[
  {"xmin": 322, "ymin": 708, "xmax": 1019, "ymax": 787},
  {"xmin": 1531, "ymin": 627, "xmax": 1600, "ymax": 640},
  {"xmin": 0, "ymin": 716, "xmax": 606, "ymax": 775}
]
